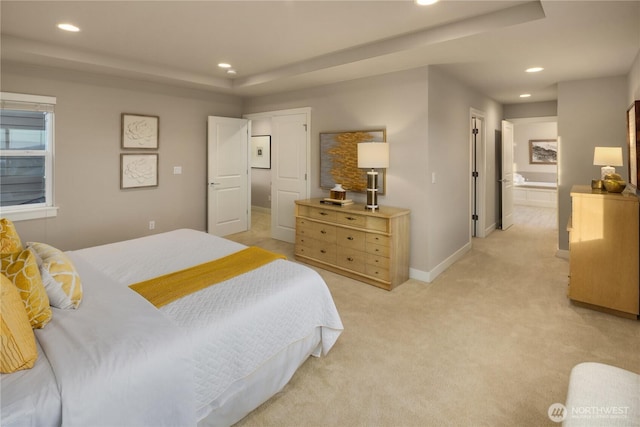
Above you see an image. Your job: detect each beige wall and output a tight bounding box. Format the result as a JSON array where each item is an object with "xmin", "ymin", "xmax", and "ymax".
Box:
[
  {"xmin": 503, "ymin": 101, "xmax": 557, "ymax": 119},
  {"xmin": 244, "ymin": 66, "xmax": 502, "ymax": 279},
  {"xmin": 557, "ymin": 75, "xmax": 628, "ymax": 251},
  {"xmin": 244, "ymin": 68, "xmax": 432, "ymax": 275},
  {"xmin": 629, "ymin": 50, "xmax": 640, "ymax": 103},
  {"xmin": 1, "ymin": 62, "xmax": 243, "ymax": 250},
  {"xmin": 427, "ymin": 66, "xmax": 503, "ymax": 271}
]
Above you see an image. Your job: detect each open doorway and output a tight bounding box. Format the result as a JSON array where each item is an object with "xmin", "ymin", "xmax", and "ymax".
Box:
[
  {"xmin": 509, "ymin": 117, "xmax": 558, "ymax": 229},
  {"xmin": 243, "ymin": 108, "xmax": 311, "ymax": 243}
]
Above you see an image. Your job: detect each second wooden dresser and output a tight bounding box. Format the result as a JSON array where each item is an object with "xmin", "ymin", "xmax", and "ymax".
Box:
[{"xmin": 294, "ymin": 198, "xmax": 410, "ymax": 290}]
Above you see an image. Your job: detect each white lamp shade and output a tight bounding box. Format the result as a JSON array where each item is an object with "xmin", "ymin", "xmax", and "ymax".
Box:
[
  {"xmin": 593, "ymin": 147, "xmax": 623, "ymax": 166},
  {"xmin": 357, "ymin": 143, "xmax": 389, "ymax": 168}
]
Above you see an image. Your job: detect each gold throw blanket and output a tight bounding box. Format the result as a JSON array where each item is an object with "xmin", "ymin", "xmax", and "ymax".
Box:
[{"xmin": 129, "ymin": 246, "xmax": 286, "ymax": 308}]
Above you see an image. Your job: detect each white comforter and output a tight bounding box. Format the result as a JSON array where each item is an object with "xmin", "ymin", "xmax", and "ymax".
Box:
[
  {"xmin": 66, "ymin": 229, "xmax": 344, "ymax": 422},
  {"xmin": 35, "ymin": 255, "xmax": 196, "ymax": 427},
  {"xmin": 1, "ymin": 229, "xmax": 343, "ymax": 427}
]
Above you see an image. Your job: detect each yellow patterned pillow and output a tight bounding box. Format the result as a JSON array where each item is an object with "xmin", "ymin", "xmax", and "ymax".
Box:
[
  {"xmin": 0, "ymin": 218, "xmax": 23, "ymax": 255},
  {"xmin": 1, "ymin": 249, "xmax": 52, "ymax": 329},
  {"xmin": 0, "ymin": 273, "xmax": 37, "ymax": 373},
  {"xmin": 27, "ymin": 242, "xmax": 83, "ymax": 309}
]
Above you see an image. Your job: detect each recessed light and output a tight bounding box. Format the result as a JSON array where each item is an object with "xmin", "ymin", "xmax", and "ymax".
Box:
[
  {"xmin": 218, "ymin": 63, "xmax": 232, "ymax": 69},
  {"xmin": 416, "ymin": 0, "xmax": 439, "ymax": 5},
  {"xmin": 520, "ymin": 94, "xmax": 532, "ymax": 98},
  {"xmin": 226, "ymin": 69, "xmax": 237, "ymax": 75},
  {"xmin": 526, "ymin": 67, "xmax": 544, "ymax": 73},
  {"xmin": 57, "ymin": 23, "xmax": 80, "ymax": 32}
]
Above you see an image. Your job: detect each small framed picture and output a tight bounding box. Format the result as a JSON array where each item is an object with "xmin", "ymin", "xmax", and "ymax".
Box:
[
  {"xmin": 529, "ymin": 139, "xmax": 557, "ymax": 164},
  {"xmin": 251, "ymin": 135, "xmax": 271, "ymax": 169},
  {"xmin": 122, "ymin": 113, "xmax": 159, "ymax": 149},
  {"xmin": 121, "ymin": 153, "xmax": 158, "ymax": 189}
]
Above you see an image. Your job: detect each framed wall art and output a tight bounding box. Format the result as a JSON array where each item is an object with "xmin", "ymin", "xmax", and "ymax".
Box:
[
  {"xmin": 121, "ymin": 113, "xmax": 159, "ymax": 149},
  {"xmin": 121, "ymin": 153, "xmax": 158, "ymax": 189},
  {"xmin": 320, "ymin": 129, "xmax": 386, "ymax": 193},
  {"xmin": 251, "ymin": 135, "xmax": 271, "ymax": 169},
  {"xmin": 529, "ymin": 139, "xmax": 557, "ymax": 164},
  {"xmin": 627, "ymin": 100, "xmax": 640, "ymax": 192}
]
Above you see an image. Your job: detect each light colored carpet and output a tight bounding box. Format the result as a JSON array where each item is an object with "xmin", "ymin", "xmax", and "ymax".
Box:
[{"xmin": 228, "ymin": 206, "xmax": 639, "ymax": 427}]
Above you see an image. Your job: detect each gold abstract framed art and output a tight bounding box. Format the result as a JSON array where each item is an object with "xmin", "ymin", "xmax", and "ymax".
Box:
[{"xmin": 320, "ymin": 129, "xmax": 386, "ymax": 194}]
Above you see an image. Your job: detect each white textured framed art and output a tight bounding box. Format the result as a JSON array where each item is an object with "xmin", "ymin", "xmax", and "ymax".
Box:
[
  {"xmin": 121, "ymin": 153, "xmax": 158, "ymax": 189},
  {"xmin": 121, "ymin": 113, "xmax": 159, "ymax": 149}
]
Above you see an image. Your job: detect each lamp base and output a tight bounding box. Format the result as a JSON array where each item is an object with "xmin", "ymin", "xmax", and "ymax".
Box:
[
  {"xmin": 601, "ymin": 166, "xmax": 615, "ymax": 180},
  {"xmin": 365, "ymin": 169, "xmax": 379, "ymax": 211}
]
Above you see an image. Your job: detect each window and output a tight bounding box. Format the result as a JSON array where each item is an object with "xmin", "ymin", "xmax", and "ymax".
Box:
[{"xmin": 0, "ymin": 92, "xmax": 57, "ymax": 221}]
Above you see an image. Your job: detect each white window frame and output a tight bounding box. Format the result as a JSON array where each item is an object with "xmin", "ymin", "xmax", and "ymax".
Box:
[{"xmin": 0, "ymin": 92, "xmax": 58, "ymax": 221}]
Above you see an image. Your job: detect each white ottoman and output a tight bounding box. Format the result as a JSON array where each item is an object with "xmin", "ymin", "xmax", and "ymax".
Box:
[{"xmin": 563, "ymin": 362, "xmax": 639, "ymax": 426}]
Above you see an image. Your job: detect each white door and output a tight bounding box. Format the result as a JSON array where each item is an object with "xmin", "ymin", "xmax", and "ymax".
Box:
[
  {"xmin": 207, "ymin": 116, "xmax": 249, "ymax": 236},
  {"xmin": 271, "ymin": 113, "xmax": 308, "ymax": 243},
  {"xmin": 501, "ymin": 120, "xmax": 515, "ymax": 230}
]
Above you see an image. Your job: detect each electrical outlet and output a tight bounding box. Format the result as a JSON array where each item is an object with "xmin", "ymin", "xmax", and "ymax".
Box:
[{"xmin": 149, "ymin": 220, "xmax": 155, "ymax": 230}]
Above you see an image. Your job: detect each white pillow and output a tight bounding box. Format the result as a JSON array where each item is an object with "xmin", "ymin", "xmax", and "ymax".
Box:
[{"xmin": 26, "ymin": 242, "xmax": 83, "ymax": 310}]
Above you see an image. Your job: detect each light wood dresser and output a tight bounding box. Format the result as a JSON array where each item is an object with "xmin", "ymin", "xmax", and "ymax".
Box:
[
  {"xmin": 294, "ymin": 199, "xmax": 410, "ymax": 290},
  {"xmin": 568, "ymin": 185, "xmax": 639, "ymax": 319}
]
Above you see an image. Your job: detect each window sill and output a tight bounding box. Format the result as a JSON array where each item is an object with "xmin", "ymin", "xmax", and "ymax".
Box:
[{"xmin": 1, "ymin": 206, "xmax": 59, "ymax": 222}]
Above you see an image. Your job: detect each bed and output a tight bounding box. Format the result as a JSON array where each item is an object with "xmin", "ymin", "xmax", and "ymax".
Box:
[{"xmin": 1, "ymin": 228, "xmax": 344, "ymax": 427}]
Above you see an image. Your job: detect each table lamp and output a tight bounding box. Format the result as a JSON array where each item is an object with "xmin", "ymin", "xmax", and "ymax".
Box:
[
  {"xmin": 357, "ymin": 142, "xmax": 389, "ymax": 211},
  {"xmin": 593, "ymin": 147, "xmax": 623, "ymax": 180}
]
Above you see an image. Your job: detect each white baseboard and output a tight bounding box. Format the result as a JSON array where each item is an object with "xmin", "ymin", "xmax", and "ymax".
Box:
[{"xmin": 410, "ymin": 241, "xmax": 472, "ymax": 283}]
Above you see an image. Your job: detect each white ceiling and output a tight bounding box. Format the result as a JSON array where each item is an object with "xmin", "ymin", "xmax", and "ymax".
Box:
[{"xmin": 1, "ymin": 1, "xmax": 639, "ymax": 104}]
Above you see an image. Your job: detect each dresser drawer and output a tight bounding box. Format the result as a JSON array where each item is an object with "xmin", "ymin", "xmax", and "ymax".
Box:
[
  {"xmin": 336, "ymin": 246, "xmax": 366, "ymax": 273},
  {"xmin": 366, "ymin": 242, "xmax": 390, "ymax": 257},
  {"xmin": 366, "ymin": 217, "xmax": 388, "ymax": 232},
  {"xmin": 296, "ymin": 218, "xmax": 336, "ymax": 243},
  {"xmin": 366, "ymin": 233, "xmax": 390, "ymax": 247},
  {"xmin": 365, "ymin": 264, "xmax": 390, "ymax": 282},
  {"xmin": 366, "ymin": 252, "xmax": 390, "ymax": 270},
  {"xmin": 336, "ymin": 228, "xmax": 366, "ymax": 251},
  {"xmin": 295, "ymin": 235, "xmax": 337, "ymax": 264},
  {"xmin": 305, "ymin": 206, "xmax": 337, "ymax": 222},
  {"xmin": 336, "ymin": 212, "xmax": 367, "ymax": 228}
]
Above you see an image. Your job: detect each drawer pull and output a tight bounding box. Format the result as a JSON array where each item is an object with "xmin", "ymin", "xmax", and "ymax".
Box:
[
  {"xmin": 320, "ymin": 249, "xmax": 326, "ymax": 254},
  {"xmin": 347, "ymin": 236, "xmax": 354, "ymax": 240},
  {"xmin": 347, "ymin": 257, "xmax": 354, "ymax": 262},
  {"xmin": 321, "ymin": 230, "xmax": 327, "ymax": 234},
  {"xmin": 320, "ymin": 212, "xmax": 329, "ymax": 216},
  {"xmin": 346, "ymin": 216, "xmax": 357, "ymax": 221},
  {"xmin": 375, "ymin": 248, "xmax": 380, "ymax": 252}
]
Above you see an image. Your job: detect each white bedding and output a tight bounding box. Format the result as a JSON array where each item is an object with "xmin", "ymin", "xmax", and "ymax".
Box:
[{"xmin": 1, "ymin": 229, "xmax": 343, "ymax": 426}]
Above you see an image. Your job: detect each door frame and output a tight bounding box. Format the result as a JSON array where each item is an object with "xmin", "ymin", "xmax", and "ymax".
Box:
[
  {"xmin": 470, "ymin": 108, "xmax": 487, "ymax": 239},
  {"xmin": 243, "ymin": 107, "xmax": 311, "ymax": 236}
]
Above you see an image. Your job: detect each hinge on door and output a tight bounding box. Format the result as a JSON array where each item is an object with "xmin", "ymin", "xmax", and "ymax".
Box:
[
  {"xmin": 303, "ymin": 124, "xmax": 308, "ymax": 131},
  {"xmin": 472, "ymin": 214, "xmax": 479, "ymax": 220},
  {"xmin": 472, "ymin": 171, "xmax": 479, "ymax": 178},
  {"xmin": 472, "ymin": 128, "xmax": 479, "ymax": 135}
]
